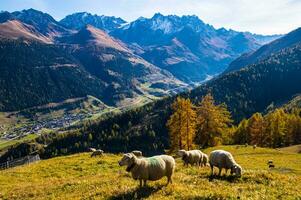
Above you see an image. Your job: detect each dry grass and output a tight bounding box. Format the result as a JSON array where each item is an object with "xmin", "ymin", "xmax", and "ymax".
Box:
[
  {"xmin": 279, "ymin": 144, "xmax": 301, "ymax": 154},
  {"xmin": 0, "ymin": 146, "xmax": 301, "ymax": 199}
]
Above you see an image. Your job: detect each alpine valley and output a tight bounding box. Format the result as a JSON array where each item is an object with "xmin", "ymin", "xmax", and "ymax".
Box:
[{"xmin": 0, "ymin": 8, "xmax": 286, "ymax": 153}]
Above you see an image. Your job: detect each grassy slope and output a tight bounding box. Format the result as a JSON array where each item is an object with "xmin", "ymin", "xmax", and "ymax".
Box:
[
  {"xmin": 0, "ymin": 134, "xmax": 37, "ymax": 151},
  {"xmin": 280, "ymin": 144, "xmax": 301, "ymax": 154},
  {"xmin": 0, "ymin": 146, "xmax": 301, "ymax": 200}
]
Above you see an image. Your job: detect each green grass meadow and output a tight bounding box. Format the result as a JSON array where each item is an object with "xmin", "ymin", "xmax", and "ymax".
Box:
[{"xmin": 0, "ymin": 146, "xmax": 301, "ymax": 199}]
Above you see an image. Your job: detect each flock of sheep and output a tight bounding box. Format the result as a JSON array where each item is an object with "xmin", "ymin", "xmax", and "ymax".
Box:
[{"xmin": 90, "ymin": 148, "xmax": 243, "ymax": 187}]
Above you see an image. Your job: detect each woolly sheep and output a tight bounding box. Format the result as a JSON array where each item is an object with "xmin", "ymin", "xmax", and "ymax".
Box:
[
  {"xmin": 118, "ymin": 153, "xmax": 175, "ymax": 187},
  {"xmin": 253, "ymin": 145, "xmax": 257, "ymax": 149},
  {"xmin": 91, "ymin": 149, "xmax": 104, "ymax": 157},
  {"xmin": 177, "ymin": 149, "xmax": 203, "ymax": 166},
  {"xmin": 209, "ymin": 150, "xmax": 242, "ymax": 177},
  {"xmin": 89, "ymin": 148, "xmax": 97, "ymax": 152},
  {"xmin": 131, "ymin": 150, "xmax": 143, "ymax": 157}
]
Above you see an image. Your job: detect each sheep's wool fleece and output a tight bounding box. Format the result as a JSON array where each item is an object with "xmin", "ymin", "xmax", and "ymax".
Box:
[
  {"xmin": 131, "ymin": 155, "xmax": 175, "ymax": 181},
  {"xmin": 209, "ymin": 150, "xmax": 237, "ymax": 169},
  {"xmin": 183, "ymin": 150, "xmax": 202, "ymax": 164}
]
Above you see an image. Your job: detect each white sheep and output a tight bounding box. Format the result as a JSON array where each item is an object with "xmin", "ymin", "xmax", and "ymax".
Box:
[
  {"xmin": 118, "ymin": 153, "xmax": 175, "ymax": 187},
  {"xmin": 209, "ymin": 150, "xmax": 242, "ymax": 177},
  {"xmin": 89, "ymin": 148, "xmax": 97, "ymax": 152},
  {"xmin": 131, "ymin": 150, "xmax": 143, "ymax": 157},
  {"xmin": 177, "ymin": 149, "xmax": 203, "ymax": 166},
  {"xmin": 91, "ymin": 149, "xmax": 104, "ymax": 157}
]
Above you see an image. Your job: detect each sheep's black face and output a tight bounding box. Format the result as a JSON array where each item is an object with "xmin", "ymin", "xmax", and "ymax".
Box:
[{"xmin": 232, "ymin": 165, "xmax": 242, "ymax": 177}]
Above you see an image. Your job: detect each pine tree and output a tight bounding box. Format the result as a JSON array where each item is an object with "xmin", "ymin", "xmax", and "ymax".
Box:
[{"xmin": 195, "ymin": 93, "xmax": 233, "ymax": 147}]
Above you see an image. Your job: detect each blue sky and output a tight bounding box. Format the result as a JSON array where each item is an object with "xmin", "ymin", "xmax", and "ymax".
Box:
[{"xmin": 1, "ymin": 0, "xmax": 300, "ymax": 35}]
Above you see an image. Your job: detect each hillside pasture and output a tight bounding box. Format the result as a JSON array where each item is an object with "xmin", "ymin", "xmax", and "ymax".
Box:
[{"xmin": 0, "ymin": 146, "xmax": 301, "ymax": 199}]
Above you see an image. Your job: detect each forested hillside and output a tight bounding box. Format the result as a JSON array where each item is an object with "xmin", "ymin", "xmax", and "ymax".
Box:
[
  {"xmin": 225, "ymin": 27, "xmax": 301, "ymax": 73},
  {"xmin": 0, "ymin": 40, "xmax": 105, "ymax": 111}
]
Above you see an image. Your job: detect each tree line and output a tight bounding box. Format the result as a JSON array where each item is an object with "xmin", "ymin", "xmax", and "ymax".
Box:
[{"xmin": 167, "ymin": 94, "xmax": 301, "ymax": 151}]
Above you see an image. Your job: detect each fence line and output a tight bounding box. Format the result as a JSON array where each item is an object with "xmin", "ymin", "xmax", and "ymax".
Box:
[{"xmin": 0, "ymin": 154, "xmax": 40, "ymax": 170}]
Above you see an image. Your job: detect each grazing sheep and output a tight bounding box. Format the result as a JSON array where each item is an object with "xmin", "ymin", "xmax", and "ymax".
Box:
[
  {"xmin": 89, "ymin": 148, "xmax": 97, "ymax": 152},
  {"xmin": 245, "ymin": 143, "xmax": 248, "ymax": 147},
  {"xmin": 91, "ymin": 149, "xmax": 104, "ymax": 157},
  {"xmin": 253, "ymin": 145, "xmax": 257, "ymax": 149},
  {"xmin": 131, "ymin": 150, "xmax": 143, "ymax": 157},
  {"xmin": 209, "ymin": 150, "xmax": 242, "ymax": 177},
  {"xmin": 201, "ymin": 153, "xmax": 209, "ymax": 167},
  {"xmin": 177, "ymin": 149, "xmax": 203, "ymax": 166},
  {"xmin": 267, "ymin": 160, "xmax": 275, "ymax": 168},
  {"xmin": 118, "ymin": 153, "xmax": 175, "ymax": 187}
]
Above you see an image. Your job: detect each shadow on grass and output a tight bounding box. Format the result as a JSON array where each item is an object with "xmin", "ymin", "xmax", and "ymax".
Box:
[
  {"xmin": 207, "ymin": 174, "xmax": 239, "ymax": 183},
  {"xmin": 108, "ymin": 185, "xmax": 163, "ymax": 200}
]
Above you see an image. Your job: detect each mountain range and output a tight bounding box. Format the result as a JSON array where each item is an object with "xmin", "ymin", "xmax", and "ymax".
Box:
[
  {"xmin": 1, "ymin": 8, "xmax": 301, "ymax": 159},
  {"xmin": 3, "ymin": 27, "xmax": 301, "ymax": 158},
  {"xmin": 0, "ymin": 9, "xmax": 280, "ymax": 111}
]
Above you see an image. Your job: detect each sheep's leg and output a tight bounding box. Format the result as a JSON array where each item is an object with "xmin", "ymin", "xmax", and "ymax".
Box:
[
  {"xmin": 210, "ymin": 165, "xmax": 214, "ymax": 176},
  {"xmin": 225, "ymin": 169, "xmax": 228, "ymax": 175},
  {"xmin": 139, "ymin": 179, "xmax": 142, "ymax": 188},
  {"xmin": 143, "ymin": 180, "xmax": 147, "ymax": 187},
  {"xmin": 167, "ymin": 176, "xmax": 172, "ymax": 185},
  {"xmin": 218, "ymin": 168, "xmax": 222, "ymax": 176}
]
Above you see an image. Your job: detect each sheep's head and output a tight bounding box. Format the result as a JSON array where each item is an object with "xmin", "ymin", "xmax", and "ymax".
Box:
[
  {"xmin": 231, "ymin": 164, "xmax": 242, "ymax": 177},
  {"xmin": 118, "ymin": 153, "xmax": 136, "ymax": 172},
  {"xmin": 177, "ymin": 150, "xmax": 186, "ymax": 157}
]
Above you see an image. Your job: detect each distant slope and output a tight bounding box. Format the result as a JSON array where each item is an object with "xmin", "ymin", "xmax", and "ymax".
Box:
[
  {"xmin": 60, "ymin": 25, "xmax": 185, "ymax": 105},
  {"xmin": 191, "ymin": 43, "xmax": 301, "ymax": 120},
  {"xmin": 280, "ymin": 94, "xmax": 301, "ymax": 111},
  {"xmin": 11, "ymin": 9, "xmax": 70, "ymax": 39},
  {"xmin": 0, "ymin": 40, "xmax": 105, "ymax": 111},
  {"xmin": 225, "ymin": 27, "xmax": 301, "ymax": 73},
  {"xmin": 0, "ymin": 20, "xmax": 52, "ymax": 43},
  {"xmin": 280, "ymin": 145, "xmax": 301, "ymax": 153}
]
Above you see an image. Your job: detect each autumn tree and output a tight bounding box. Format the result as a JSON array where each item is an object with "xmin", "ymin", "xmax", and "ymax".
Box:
[
  {"xmin": 195, "ymin": 93, "xmax": 233, "ymax": 147},
  {"xmin": 265, "ymin": 109, "xmax": 287, "ymax": 147},
  {"xmin": 247, "ymin": 113, "xmax": 266, "ymax": 146},
  {"xmin": 285, "ymin": 108, "xmax": 301, "ymax": 145},
  {"xmin": 166, "ymin": 97, "xmax": 196, "ymax": 151},
  {"xmin": 233, "ymin": 119, "xmax": 248, "ymax": 144}
]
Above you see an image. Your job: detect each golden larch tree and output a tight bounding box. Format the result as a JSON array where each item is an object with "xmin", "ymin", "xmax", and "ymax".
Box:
[
  {"xmin": 195, "ymin": 93, "xmax": 233, "ymax": 147},
  {"xmin": 166, "ymin": 97, "xmax": 196, "ymax": 151},
  {"xmin": 247, "ymin": 113, "xmax": 266, "ymax": 146}
]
